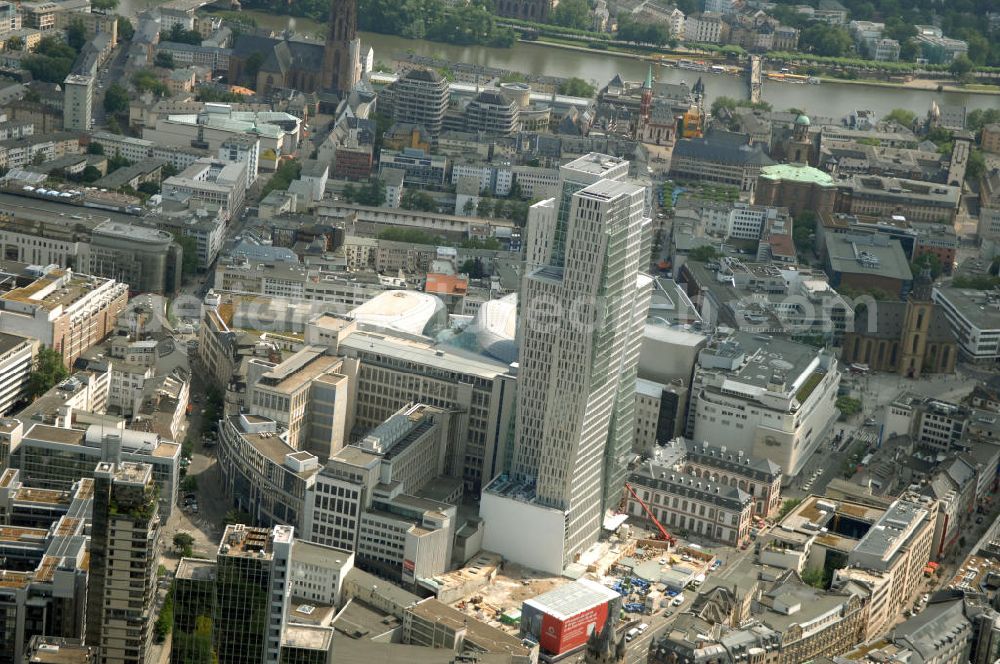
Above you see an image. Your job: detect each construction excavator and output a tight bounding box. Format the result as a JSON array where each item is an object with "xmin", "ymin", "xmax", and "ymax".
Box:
[{"xmin": 624, "ymin": 482, "xmax": 676, "ymax": 545}]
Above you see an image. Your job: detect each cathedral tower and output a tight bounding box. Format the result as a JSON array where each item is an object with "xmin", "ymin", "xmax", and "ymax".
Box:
[{"xmin": 322, "ymin": 0, "xmax": 361, "ymax": 96}]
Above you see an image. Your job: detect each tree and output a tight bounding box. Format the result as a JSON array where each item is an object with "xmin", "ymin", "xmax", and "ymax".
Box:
[
  {"xmin": 476, "ymin": 197, "xmax": 493, "ymax": 218},
  {"xmin": 154, "ymin": 585, "xmax": 173, "ymax": 642},
  {"xmin": 836, "ymin": 396, "xmax": 862, "ymax": 418},
  {"xmin": 138, "ymin": 181, "xmax": 160, "ymax": 196},
  {"xmin": 223, "ymin": 510, "xmax": 253, "ymax": 525},
  {"xmin": 347, "ymin": 179, "xmax": 385, "ymax": 206},
  {"xmin": 132, "ymin": 69, "xmax": 169, "ymax": 97},
  {"xmin": 949, "ymin": 54, "xmax": 974, "ymax": 79},
  {"xmin": 462, "ymin": 198, "xmax": 476, "ymax": 216},
  {"xmin": 793, "ymin": 211, "xmax": 817, "ymax": 257},
  {"xmin": 461, "ymin": 257, "xmax": 486, "ymax": 278},
  {"xmin": 173, "ymin": 532, "xmax": 195, "ymax": 550},
  {"xmin": 401, "ymin": 188, "xmax": 438, "ymax": 212},
  {"xmin": 687, "ymin": 245, "xmax": 722, "ymax": 262},
  {"xmin": 107, "ymin": 151, "xmax": 131, "ymax": 172},
  {"xmin": 883, "ymin": 18, "xmax": 916, "ymax": 44},
  {"xmin": 801, "ymin": 568, "xmax": 826, "ymax": 589},
  {"xmin": 87, "ymin": 142, "xmax": 104, "ymax": 155},
  {"xmin": 66, "ymin": 20, "xmax": 87, "ymax": 51},
  {"xmin": 80, "ymin": 165, "xmax": 101, "ymax": 182},
  {"xmin": 552, "ymin": 0, "xmax": 590, "ymax": 30},
  {"xmin": 260, "ymin": 159, "xmax": 301, "ymax": 198},
  {"xmin": 21, "ymin": 36, "xmax": 77, "ymax": 83},
  {"xmin": 103, "ymin": 83, "xmax": 129, "ymax": 114},
  {"xmin": 195, "ymin": 87, "xmax": 246, "ymax": 103},
  {"xmin": 154, "ymin": 51, "xmax": 175, "ymax": 69},
  {"xmin": 779, "ymin": 498, "xmax": 802, "ymax": 519},
  {"xmin": 799, "ymin": 23, "xmax": 852, "ymax": 57},
  {"xmin": 91, "ymin": 0, "xmax": 118, "ymax": 10},
  {"xmin": 180, "ymin": 475, "xmax": 198, "ymax": 493},
  {"xmin": 884, "ymin": 108, "xmax": 916, "ymax": 128},
  {"xmin": 117, "ymin": 16, "xmax": 134, "ymax": 41},
  {"xmin": 711, "ymin": 96, "xmax": 739, "ymax": 118},
  {"xmin": 968, "ymin": 109, "xmax": 1000, "ymax": 133},
  {"xmin": 164, "ymin": 23, "xmax": 202, "ymax": 45},
  {"xmin": 4, "ymin": 36, "xmax": 22, "ymax": 51},
  {"xmin": 28, "ymin": 347, "xmax": 68, "ymax": 398},
  {"xmin": 558, "ymin": 77, "xmax": 595, "ymax": 97},
  {"xmin": 616, "ymin": 14, "xmax": 670, "ymax": 46},
  {"xmin": 172, "ymin": 233, "xmax": 199, "ymax": 279},
  {"xmin": 967, "ymin": 149, "xmax": 986, "ymax": 183}
]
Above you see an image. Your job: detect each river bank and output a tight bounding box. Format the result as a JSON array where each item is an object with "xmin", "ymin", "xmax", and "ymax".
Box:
[
  {"xmin": 208, "ymin": 8, "xmax": 1000, "ymax": 116},
  {"xmin": 523, "ymin": 33, "xmax": 1000, "ymax": 97},
  {"xmin": 813, "ymin": 74, "xmax": 1000, "ymax": 95}
]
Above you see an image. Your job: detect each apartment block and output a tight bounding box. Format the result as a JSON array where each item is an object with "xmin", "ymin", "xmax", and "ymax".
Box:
[
  {"xmin": 337, "ymin": 328, "xmax": 516, "ymax": 492},
  {"xmin": 837, "ymin": 174, "xmax": 961, "ymax": 224},
  {"xmin": 13, "ymin": 423, "xmax": 179, "ymax": 517},
  {"xmin": 218, "ymin": 414, "xmax": 320, "ymax": 530},
  {"xmin": 213, "ymin": 259, "xmax": 389, "ymax": 308},
  {"xmin": 0, "ymin": 470, "xmax": 91, "ymax": 664},
  {"xmin": 0, "ymin": 267, "xmax": 128, "ymax": 367},
  {"xmin": 85, "ymin": 462, "xmax": 161, "ymax": 664},
  {"xmin": 245, "ymin": 345, "xmax": 352, "ymax": 458},
  {"xmin": 933, "ymin": 287, "xmax": 1000, "ymax": 364},
  {"xmin": 833, "ymin": 498, "xmax": 936, "ymax": 641},
  {"xmin": 0, "ymin": 333, "xmax": 35, "ymax": 417},
  {"xmin": 162, "ymin": 158, "xmax": 247, "ymax": 221},
  {"xmin": 62, "ymin": 74, "xmax": 92, "ymax": 132},
  {"xmin": 303, "ymin": 404, "xmax": 459, "ymax": 586},
  {"xmin": 378, "ymin": 149, "xmax": 448, "ymax": 188}
]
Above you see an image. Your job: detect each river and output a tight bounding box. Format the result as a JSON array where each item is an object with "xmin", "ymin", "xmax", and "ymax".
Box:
[{"xmin": 123, "ymin": 1, "xmax": 1000, "ymax": 118}]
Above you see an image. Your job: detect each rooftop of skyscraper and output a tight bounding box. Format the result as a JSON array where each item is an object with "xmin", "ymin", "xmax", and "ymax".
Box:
[
  {"xmin": 563, "ymin": 152, "xmax": 627, "ymax": 176},
  {"xmin": 219, "ymin": 524, "xmax": 293, "ymax": 558},
  {"xmin": 176, "ymin": 558, "xmax": 217, "ymax": 582}
]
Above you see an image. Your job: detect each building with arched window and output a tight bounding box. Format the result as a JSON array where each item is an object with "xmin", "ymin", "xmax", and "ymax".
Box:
[{"xmin": 841, "ymin": 269, "xmax": 957, "ymax": 378}]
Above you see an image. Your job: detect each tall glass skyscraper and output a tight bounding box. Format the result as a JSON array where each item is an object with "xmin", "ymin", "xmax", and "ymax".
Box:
[{"xmin": 482, "ymin": 154, "xmax": 652, "ymax": 573}]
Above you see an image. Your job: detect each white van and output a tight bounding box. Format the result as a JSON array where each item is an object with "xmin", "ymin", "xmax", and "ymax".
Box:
[
  {"xmin": 638, "ymin": 623, "xmax": 649, "ymax": 633},
  {"xmin": 625, "ymin": 628, "xmax": 640, "ymax": 641},
  {"xmin": 671, "ymin": 593, "xmax": 686, "ymax": 607}
]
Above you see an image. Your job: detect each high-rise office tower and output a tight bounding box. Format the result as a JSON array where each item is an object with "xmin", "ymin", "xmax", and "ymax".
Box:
[
  {"xmin": 85, "ymin": 462, "xmax": 162, "ymax": 664},
  {"xmin": 482, "ymin": 154, "xmax": 652, "ymax": 574},
  {"xmin": 171, "ymin": 558, "xmax": 217, "ymax": 664},
  {"xmin": 214, "ymin": 525, "xmax": 294, "ymax": 664}
]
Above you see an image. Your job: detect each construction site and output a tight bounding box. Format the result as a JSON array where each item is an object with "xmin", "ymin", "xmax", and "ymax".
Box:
[{"xmin": 437, "ymin": 484, "xmax": 743, "ymax": 660}]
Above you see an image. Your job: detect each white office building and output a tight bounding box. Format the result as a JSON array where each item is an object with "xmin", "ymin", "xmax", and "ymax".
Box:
[
  {"xmin": 932, "ymin": 287, "xmax": 1000, "ymax": 364},
  {"xmin": 686, "ymin": 332, "xmax": 840, "ymax": 479},
  {"xmin": 482, "ymin": 153, "xmax": 652, "ymax": 573}
]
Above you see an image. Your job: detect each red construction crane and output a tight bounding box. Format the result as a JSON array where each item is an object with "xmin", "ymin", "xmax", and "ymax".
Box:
[{"xmin": 624, "ymin": 483, "xmax": 675, "ymax": 544}]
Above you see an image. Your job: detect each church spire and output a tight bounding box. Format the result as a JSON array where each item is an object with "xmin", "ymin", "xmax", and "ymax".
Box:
[
  {"xmin": 322, "ymin": 0, "xmax": 360, "ymax": 95},
  {"xmin": 643, "ymin": 64, "xmax": 653, "ymax": 90}
]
